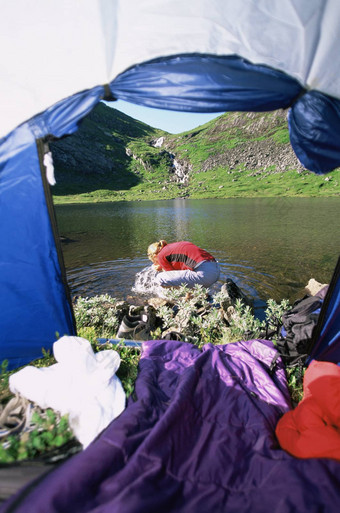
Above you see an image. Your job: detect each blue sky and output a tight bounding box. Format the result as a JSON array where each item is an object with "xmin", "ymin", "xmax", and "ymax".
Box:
[{"xmin": 104, "ymin": 100, "xmax": 224, "ymax": 134}]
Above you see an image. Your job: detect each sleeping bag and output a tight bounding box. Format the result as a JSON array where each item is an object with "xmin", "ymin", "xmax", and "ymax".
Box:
[
  {"xmin": 2, "ymin": 340, "xmax": 340, "ymax": 513},
  {"xmin": 276, "ymin": 360, "xmax": 340, "ymax": 460}
]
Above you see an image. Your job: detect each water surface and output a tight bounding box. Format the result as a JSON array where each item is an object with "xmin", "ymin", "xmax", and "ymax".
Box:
[{"xmin": 55, "ymin": 198, "xmax": 339, "ymax": 314}]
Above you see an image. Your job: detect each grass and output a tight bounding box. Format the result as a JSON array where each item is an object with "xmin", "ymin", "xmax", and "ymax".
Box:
[
  {"xmin": 53, "ymin": 166, "xmax": 340, "ymax": 204},
  {"xmin": 1, "ymin": 287, "xmax": 306, "ymax": 463},
  {"xmin": 0, "ymin": 336, "xmax": 141, "ymax": 463},
  {"xmin": 189, "ymin": 167, "xmax": 340, "ymax": 199},
  {"xmin": 51, "ymin": 105, "xmax": 340, "ymax": 204}
]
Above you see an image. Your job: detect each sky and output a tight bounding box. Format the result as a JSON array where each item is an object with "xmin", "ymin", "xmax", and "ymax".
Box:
[{"xmin": 104, "ymin": 99, "xmax": 224, "ymax": 134}]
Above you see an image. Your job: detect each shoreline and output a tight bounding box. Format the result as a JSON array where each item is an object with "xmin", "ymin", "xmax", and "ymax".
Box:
[{"xmin": 53, "ymin": 190, "xmax": 340, "ymax": 205}]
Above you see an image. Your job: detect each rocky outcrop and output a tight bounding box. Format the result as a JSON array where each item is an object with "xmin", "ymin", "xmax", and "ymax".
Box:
[
  {"xmin": 125, "ymin": 148, "xmax": 153, "ymax": 172},
  {"xmin": 51, "ymin": 127, "xmax": 122, "ymax": 175},
  {"xmin": 153, "ymin": 137, "xmax": 164, "ymax": 148},
  {"xmin": 51, "ymin": 103, "xmax": 317, "ymax": 194},
  {"xmin": 50, "ymin": 103, "xmax": 158, "ymax": 179},
  {"xmin": 166, "ymin": 110, "xmax": 306, "ymax": 175},
  {"xmin": 150, "ymin": 139, "xmax": 192, "ymax": 184},
  {"xmin": 200, "ymin": 138, "xmax": 304, "ymax": 173}
]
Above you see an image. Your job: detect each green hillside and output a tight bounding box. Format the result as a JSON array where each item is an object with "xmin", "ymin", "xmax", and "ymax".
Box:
[{"xmin": 51, "ymin": 103, "xmax": 340, "ymax": 203}]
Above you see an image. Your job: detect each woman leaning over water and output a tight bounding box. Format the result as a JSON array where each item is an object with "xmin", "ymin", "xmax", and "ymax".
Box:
[{"xmin": 147, "ymin": 240, "xmax": 220, "ymax": 288}]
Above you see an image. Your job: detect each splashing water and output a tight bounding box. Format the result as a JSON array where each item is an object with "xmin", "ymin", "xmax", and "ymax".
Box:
[
  {"xmin": 132, "ymin": 265, "xmax": 227, "ymax": 299},
  {"xmin": 132, "ymin": 266, "xmax": 169, "ymax": 298}
]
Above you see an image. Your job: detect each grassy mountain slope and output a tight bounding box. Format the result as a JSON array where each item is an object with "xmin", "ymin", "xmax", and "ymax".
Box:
[
  {"xmin": 51, "ymin": 103, "xmax": 168, "ymax": 201},
  {"xmin": 51, "ymin": 103, "xmax": 340, "ymax": 203}
]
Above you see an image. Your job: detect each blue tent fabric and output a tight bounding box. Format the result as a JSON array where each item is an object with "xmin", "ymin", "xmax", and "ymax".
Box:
[
  {"xmin": 0, "ymin": 124, "xmax": 75, "ymax": 369},
  {"xmin": 0, "ymin": 87, "xmax": 104, "ymax": 369},
  {"xmin": 0, "ymin": 54, "xmax": 339, "ymax": 369},
  {"xmin": 288, "ymin": 91, "xmax": 340, "ymax": 174},
  {"xmin": 2, "ymin": 339, "xmax": 340, "ymax": 513},
  {"xmin": 110, "ymin": 54, "xmax": 340, "ymax": 174},
  {"xmin": 110, "ymin": 54, "xmax": 303, "ymax": 112},
  {"xmin": 308, "ymin": 257, "xmax": 340, "ymax": 364},
  {"xmin": 32, "ymin": 86, "xmax": 106, "ymax": 140}
]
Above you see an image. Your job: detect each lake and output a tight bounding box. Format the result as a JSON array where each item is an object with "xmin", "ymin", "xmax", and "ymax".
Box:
[{"xmin": 55, "ymin": 197, "xmax": 339, "ymax": 316}]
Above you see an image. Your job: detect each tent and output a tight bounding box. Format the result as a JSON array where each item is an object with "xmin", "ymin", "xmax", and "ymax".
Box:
[
  {"xmin": 0, "ymin": 0, "xmax": 339, "ymax": 370},
  {"xmin": 1, "ymin": 1, "xmax": 340, "ymax": 511}
]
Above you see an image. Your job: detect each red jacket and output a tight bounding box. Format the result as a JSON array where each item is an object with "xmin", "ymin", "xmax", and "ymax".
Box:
[{"xmin": 157, "ymin": 241, "xmax": 215, "ymax": 271}]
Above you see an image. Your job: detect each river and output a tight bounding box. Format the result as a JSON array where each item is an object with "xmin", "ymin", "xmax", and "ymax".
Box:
[{"xmin": 55, "ymin": 197, "xmax": 339, "ymax": 316}]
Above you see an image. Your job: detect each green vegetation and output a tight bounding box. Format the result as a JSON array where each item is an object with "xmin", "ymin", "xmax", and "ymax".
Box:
[
  {"xmin": 188, "ymin": 167, "xmax": 340, "ymax": 199},
  {"xmin": 52, "ymin": 165, "xmax": 340, "ymax": 203},
  {"xmin": 1, "ymin": 286, "xmax": 305, "ymax": 463},
  {"xmin": 51, "ymin": 105, "xmax": 339, "ymax": 204},
  {"xmin": 0, "ymin": 408, "xmax": 75, "ymax": 463},
  {"xmin": 53, "ymin": 166, "xmax": 340, "ymax": 204}
]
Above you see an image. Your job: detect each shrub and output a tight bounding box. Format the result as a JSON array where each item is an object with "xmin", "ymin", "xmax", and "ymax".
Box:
[
  {"xmin": 74, "ymin": 294, "xmax": 128, "ymax": 337},
  {"xmin": 0, "ymin": 289, "xmax": 298, "ymax": 464}
]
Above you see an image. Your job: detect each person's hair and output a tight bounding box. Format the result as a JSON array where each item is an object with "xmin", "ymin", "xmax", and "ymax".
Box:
[{"xmin": 147, "ymin": 240, "xmax": 167, "ymax": 259}]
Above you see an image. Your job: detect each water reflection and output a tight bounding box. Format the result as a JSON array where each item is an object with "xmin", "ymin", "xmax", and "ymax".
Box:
[{"xmin": 55, "ymin": 198, "xmax": 339, "ymax": 310}]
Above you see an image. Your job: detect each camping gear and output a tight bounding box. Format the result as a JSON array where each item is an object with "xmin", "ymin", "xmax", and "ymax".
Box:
[
  {"xmin": 2, "ymin": 339, "xmax": 340, "ymax": 513},
  {"xmin": 9, "ymin": 336, "xmax": 126, "ymax": 448},
  {"xmin": 0, "ymin": 2, "xmax": 340, "ymax": 510},
  {"xmin": 276, "ymin": 360, "xmax": 340, "ymax": 461},
  {"xmin": 0, "ymin": 0, "xmax": 340, "ymax": 369},
  {"xmin": 275, "ymin": 295, "xmax": 324, "ymax": 365},
  {"xmin": 117, "ymin": 314, "xmax": 151, "ymax": 341},
  {"xmin": 0, "ymin": 396, "xmax": 29, "ymax": 440},
  {"xmin": 307, "ymin": 257, "xmax": 340, "ymax": 364}
]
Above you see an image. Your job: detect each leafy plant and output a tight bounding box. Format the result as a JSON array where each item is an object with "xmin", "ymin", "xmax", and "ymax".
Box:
[
  {"xmin": 156, "ymin": 285, "xmax": 226, "ymax": 346},
  {"xmin": 0, "ymin": 408, "xmax": 78, "ymax": 463},
  {"xmin": 220, "ymin": 298, "xmax": 265, "ymax": 344},
  {"xmin": 0, "ymin": 290, "xmax": 306, "ymax": 464},
  {"xmin": 114, "ymin": 345, "xmax": 141, "ymax": 398},
  {"xmin": 77, "ymin": 326, "xmax": 98, "ymax": 344},
  {"xmin": 265, "ymin": 298, "xmax": 290, "ymax": 331},
  {"xmin": 286, "ymin": 365, "xmax": 305, "ymax": 405},
  {"xmin": 74, "ymin": 294, "xmax": 128, "ymax": 337},
  {"xmin": 147, "ymin": 285, "xmax": 293, "ymax": 347},
  {"xmin": 89, "ymin": 338, "xmax": 141, "ymax": 399},
  {"xmin": 262, "ymin": 297, "xmax": 291, "ymax": 343},
  {"xmin": 0, "ymin": 360, "xmax": 9, "ymax": 399}
]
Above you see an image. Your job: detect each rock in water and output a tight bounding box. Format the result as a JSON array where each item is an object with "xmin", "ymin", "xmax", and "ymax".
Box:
[
  {"xmin": 221, "ymin": 279, "xmax": 252, "ymax": 308},
  {"xmin": 304, "ymin": 278, "xmax": 328, "ymax": 297}
]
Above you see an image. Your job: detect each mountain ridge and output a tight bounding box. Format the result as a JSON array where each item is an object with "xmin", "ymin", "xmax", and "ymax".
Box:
[{"xmin": 51, "ymin": 102, "xmax": 339, "ymax": 202}]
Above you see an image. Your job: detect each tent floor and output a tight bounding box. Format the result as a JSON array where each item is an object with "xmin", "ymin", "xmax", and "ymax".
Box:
[{"xmin": 0, "ymin": 462, "xmax": 57, "ymax": 504}]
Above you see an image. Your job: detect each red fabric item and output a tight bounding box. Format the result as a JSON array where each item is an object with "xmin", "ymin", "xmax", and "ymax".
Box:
[
  {"xmin": 157, "ymin": 241, "xmax": 215, "ymax": 271},
  {"xmin": 276, "ymin": 360, "xmax": 340, "ymax": 460}
]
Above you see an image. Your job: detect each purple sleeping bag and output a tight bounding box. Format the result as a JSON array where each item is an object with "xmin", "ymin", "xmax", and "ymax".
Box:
[{"xmin": 2, "ymin": 339, "xmax": 340, "ymax": 512}]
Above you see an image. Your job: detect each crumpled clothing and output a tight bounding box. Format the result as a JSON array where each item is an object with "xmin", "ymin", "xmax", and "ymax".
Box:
[
  {"xmin": 9, "ymin": 336, "xmax": 126, "ymax": 448},
  {"xmin": 276, "ymin": 360, "xmax": 340, "ymax": 460},
  {"xmin": 43, "ymin": 151, "xmax": 56, "ymax": 185}
]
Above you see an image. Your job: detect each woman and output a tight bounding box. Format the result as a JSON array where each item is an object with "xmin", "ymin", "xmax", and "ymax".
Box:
[{"xmin": 147, "ymin": 240, "xmax": 220, "ymax": 288}]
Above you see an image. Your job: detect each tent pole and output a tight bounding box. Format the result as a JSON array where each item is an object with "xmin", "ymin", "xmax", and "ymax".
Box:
[{"xmin": 36, "ymin": 138, "xmax": 77, "ymax": 335}]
